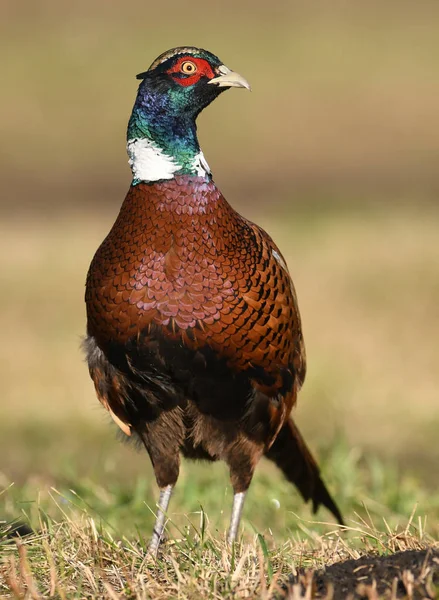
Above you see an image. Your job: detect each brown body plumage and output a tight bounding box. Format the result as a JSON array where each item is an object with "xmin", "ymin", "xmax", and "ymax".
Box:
[{"xmin": 85, "ymin": 46, "xmax": 343, "ymax": 551}]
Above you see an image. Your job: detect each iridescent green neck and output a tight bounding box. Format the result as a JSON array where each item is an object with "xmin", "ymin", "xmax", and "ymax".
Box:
[{"xmin": 126, "ymin": 84, "xmax": 210, "ymax": 183}]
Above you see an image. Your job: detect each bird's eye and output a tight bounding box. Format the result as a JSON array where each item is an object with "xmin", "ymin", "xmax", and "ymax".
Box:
[{"xmin": 180, "ymin": 61, "xmax": 197, "ymax": 74}]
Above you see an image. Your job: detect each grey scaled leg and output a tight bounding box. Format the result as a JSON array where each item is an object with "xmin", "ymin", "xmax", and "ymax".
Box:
[
  {"xmin": 149, "ymin": 484, "xmax": 173, "ymax": 555},
  {"xmin": 227, "ymin": 491, "xmax": 247, "ymax": 544}
]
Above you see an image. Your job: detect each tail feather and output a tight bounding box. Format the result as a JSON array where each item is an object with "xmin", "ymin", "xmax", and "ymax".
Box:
[{"xmin": 265, "ymin": 419, "xmax": 344, "ymax": 525}]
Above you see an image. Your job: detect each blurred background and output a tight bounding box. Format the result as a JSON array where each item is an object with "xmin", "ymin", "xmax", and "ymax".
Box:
[{"xmin": 1, "ymin": 0, "xmax": 438, "ymax": 537}]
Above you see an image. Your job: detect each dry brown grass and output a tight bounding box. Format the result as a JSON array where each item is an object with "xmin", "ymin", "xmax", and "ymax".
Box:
[{"xmin": 1, "ymin": 507, "xmax": 437, "ymax": 599}]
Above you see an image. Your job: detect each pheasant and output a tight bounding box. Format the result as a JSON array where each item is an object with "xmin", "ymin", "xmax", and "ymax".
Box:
[{"xmin": 85, "ymin": 46, "xmax": 343, "ymax": 553}]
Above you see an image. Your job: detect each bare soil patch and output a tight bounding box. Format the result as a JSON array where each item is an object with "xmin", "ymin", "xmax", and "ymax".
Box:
[{"xmin": 287, "ymin": 549, "xmax": 439, "ymax": 599}]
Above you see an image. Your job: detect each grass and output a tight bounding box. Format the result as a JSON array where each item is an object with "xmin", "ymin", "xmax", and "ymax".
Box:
[
  {"xmin": 1, "ymin": 467, "xmax": 438, "ymax": 598},
  {"xmin": 3, "ymin": 434, "xmax": 439, "ymax": 540}
]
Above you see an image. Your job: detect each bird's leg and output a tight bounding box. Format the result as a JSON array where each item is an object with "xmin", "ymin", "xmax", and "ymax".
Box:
[
  {"xmin": 149, "ymin": 484, "xmax": 173, "ymax": 555},
  {"xmin": 227, "ymin": 490, "xmax": 247, "ymax": 544},
  {"xmin": 137, "ymin": 414, "xmax": 182, "ymax": 555},
  {"xmin": 226, "ymin": 441, "xmax": 263, "ymax": 544}
]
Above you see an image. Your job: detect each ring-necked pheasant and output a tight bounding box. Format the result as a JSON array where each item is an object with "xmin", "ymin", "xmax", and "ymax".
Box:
[{"xmin": 85, "ymin": 46, "xmax": 343, "ymax": 553}]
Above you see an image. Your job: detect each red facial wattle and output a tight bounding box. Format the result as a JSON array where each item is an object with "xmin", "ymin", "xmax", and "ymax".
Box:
[{"xmin": 167, "ymin": 57, "xmax": 216, "ymax": 87}]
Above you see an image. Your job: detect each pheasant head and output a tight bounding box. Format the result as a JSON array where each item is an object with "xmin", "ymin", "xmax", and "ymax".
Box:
[{"xmin": 127, "ymin": 47, "xmax": 250, "ymax": 184}]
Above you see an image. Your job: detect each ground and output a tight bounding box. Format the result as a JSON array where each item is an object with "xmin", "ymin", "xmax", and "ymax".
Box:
[
  {"xmin": 289, "ymin": 550, "xmax": 439, "ymax": 599},
  {"xmin": 1, "ymin": 514, "xmax": 439, "ymax": 598}
]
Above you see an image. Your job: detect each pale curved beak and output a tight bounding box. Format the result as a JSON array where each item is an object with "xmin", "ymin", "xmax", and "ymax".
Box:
[{"xmin": 208, "ymin": 65, "xmax": 251, "ymax": 91}]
